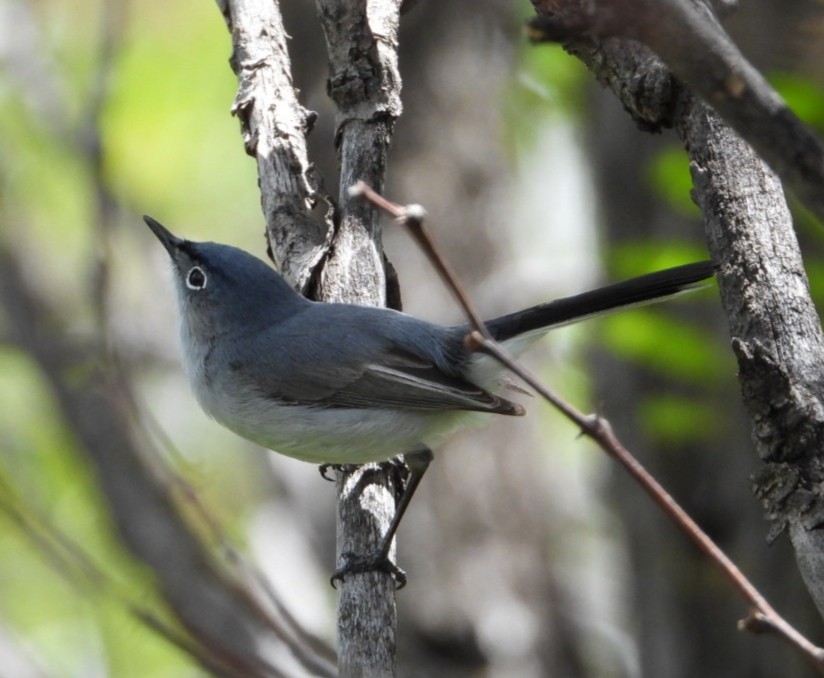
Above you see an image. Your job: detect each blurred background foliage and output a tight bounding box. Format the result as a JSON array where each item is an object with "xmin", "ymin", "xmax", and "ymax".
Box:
[{"xmin": 2, "ymin": 0, "xmax": 824, "ymax": 676}]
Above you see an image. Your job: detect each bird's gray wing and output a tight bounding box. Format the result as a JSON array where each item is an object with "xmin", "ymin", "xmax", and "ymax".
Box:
[
  {"xmin": 229, "ymin": 321, "xmax": 523, "ymax": 415},
  {"xmin": 313, "ymin": 346, "xmax": 523, "ymax": 414}
]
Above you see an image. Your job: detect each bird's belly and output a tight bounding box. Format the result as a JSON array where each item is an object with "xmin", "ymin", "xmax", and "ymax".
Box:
[{"xmin": 198, "ymin": 391, "xmax": 477, "ymax": 464}]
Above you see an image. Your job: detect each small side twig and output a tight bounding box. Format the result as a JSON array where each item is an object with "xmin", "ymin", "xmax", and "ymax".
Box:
[{"xmin": 353, "ymin": 182, "xmax": 824, "ymax": 674}]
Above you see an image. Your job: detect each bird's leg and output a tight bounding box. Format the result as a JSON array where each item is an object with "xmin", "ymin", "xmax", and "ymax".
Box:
[{"xmin": 331, "ymin": 448, "xmax": 433, "ymax": 589}]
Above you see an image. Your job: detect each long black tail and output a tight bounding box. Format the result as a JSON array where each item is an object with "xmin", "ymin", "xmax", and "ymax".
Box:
[{"xmin": 485, "ymin": 260, "xmax": 715, "ymax": 343}]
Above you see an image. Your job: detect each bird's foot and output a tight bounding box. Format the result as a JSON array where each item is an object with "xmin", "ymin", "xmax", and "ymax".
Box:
[
  {"xmin": 320, "ymin": 459, "xmax": 409, "ymax": 489},
  {"xmin": 330, "ymin": 550, "xmax": 407, "ymax": 589},
  {"xmin": 318, "ymin": 463, "xmax": 353, "ymax": 481}
]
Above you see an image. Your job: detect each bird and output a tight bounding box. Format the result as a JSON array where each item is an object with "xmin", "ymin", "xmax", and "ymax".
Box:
[{"xmin": 144, "ymin": 215, "xmax": 714, "ymax": 584}]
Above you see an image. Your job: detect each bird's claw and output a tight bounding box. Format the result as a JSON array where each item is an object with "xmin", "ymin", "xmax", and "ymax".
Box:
[
  {"xmin": 330, "ymin": 550, "xmax": 407, "ymax": 589},
  {"xmin": 318, "ymin": 463, "xmax": 343, "ymax": 481}
]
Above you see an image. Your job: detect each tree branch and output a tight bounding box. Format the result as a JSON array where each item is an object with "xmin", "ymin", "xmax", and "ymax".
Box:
[
  {"xmin": 530, "ymin": 0, "xmax": 824, "ymax": 226},
  {"xmin": 219, "ymin": 0, "xmax": 406, "ymax": 673},
  {"xmin": 467, "ymin": 331, "xmax": 824, "ymax": 674},
  {"xmin": 679, "ymin": 97, "xmax": 824, "ymax": 621},
  {"xmin": 315, "ymin": 0, "xmax": 403, "ymax": 305},
  {"xmin": 531, "ymin": 1, "xmax": 824, "ymax": 615},
  {"xmin": 528, "ymin": 0, "xmax": 824, "ymax": 657},
  {"xmin": 356, "ymin": 185, "xmax": 824, "ymax": 673},
  {"xmin": 315, "ymin": 1, "xmax": 404, "ymax": 675},
  {"xmin": 218, "ymin": 0, "xmax": 332, "ymax": 291}
]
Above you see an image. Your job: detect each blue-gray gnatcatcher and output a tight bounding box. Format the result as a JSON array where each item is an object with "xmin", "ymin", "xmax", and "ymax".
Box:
[{"xmin": 144, "ymin": 215, "xmax": 714, "ymax": 582}]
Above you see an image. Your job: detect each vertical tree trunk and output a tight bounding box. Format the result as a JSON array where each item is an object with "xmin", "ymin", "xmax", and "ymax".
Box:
[
  {"xmin": 580, "ymin": 22, "xmax": 824, "ymax": 678},
  {"xmin": 315, "ymin": 2, "xmax": 404, "ymax": 674}
]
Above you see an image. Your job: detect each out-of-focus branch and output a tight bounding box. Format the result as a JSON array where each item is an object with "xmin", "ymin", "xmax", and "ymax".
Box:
[
  {"xmin": 0, "ymin": 0, "xmax": 128, "ymax": 347},
  {"xmin": 0, "ymin": 249, "xmax": 336, "ymax": 678},
  {"xmin": 529, "ymin": 0, "xmax": 824, "ymax": 225},
  {"xmin": 217, "ymin": 0, "xmax": 332, "ymax": 291},
  {"xmin": 0, "ymin": 618, "xmax": 51, "ymax": 678},
  {"xmin": 314, "ymin": 2, "xmax": 404, "ymax": 675},
  {"xmin": 0, "ymin": 471, "xmax": 260, "ymax": 678},
  {"xmin": 1, "ymin": 4, "xmax": 336, "ymax": 674},
  {"xmin": 83, "ymin": 0, "xmax": 126, "ymax": 344},
  {"xmin": 0, "ymin": 0, "xmax": 69, "ymax": 136}
]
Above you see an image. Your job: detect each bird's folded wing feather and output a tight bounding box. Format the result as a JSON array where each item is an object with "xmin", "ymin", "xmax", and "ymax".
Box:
[{"xmin": 241, "ymin": 340, "xmax": 523, "ymax": 415}]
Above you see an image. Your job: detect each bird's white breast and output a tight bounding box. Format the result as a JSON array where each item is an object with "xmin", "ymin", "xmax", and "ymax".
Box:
[{"xmin": 180, "ymin": 325, "xmax": 478, "ymax": 464}]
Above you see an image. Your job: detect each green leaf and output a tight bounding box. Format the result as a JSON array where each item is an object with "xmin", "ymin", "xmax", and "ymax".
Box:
[
  {"xmin": 639, "ymin": 394, "xmax": 723, "ymax": 444},
  {"xmin": 609, "ymin": 241, "xmax": 712, "ymax": 279},
  {"xmin": 646, "ymin": 146, "xmax": 701, "ymax": 217},
  {"xmin": 769, "ymin": 72, "xmax": 824, "ymax": 133},
  {"xmin": 599, "ymin": 308, "xmax": 727, "ymax": 386}
]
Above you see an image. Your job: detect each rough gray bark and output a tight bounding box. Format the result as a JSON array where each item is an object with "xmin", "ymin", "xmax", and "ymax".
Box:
[
  {"xmin": 681, "ymin": 100, "xmax": 824, "ymax": 618},
  {"xmin": 316, "ymin": 0, "xmax": 401, "ymax": 305},
  {"xmin": 217, "ymin": 0, "xmax": 332, "ymax": 292},
  {"xmin": 533, "ymin": 1, "xmax": 824, "ymax": 670},
  {"xmin": 569, "ymin": 17, "xmax": 824, "ymax": 627},
  {"xmin": 531, "ymin": 0, "xmax": 824, "ymax": 226},
  {"xmin": 315, "ymin": 2, "xmax": 404, "ymax": 675},
  {"xmin": 221, "ymin": 0, "xmax": 405, "ymax": 674},
  {"xmin": 277, "ymin": 2, "xmax": 592, "ymax": 674},
  {"xmin": 588, "ymin": 78, "xmax": 821, "ymax": 675}
]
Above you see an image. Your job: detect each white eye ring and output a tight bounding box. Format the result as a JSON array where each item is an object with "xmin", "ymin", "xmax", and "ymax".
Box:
[{"xmin": 186, "ymin": 266, "xmax": 207, "ymax": 290}]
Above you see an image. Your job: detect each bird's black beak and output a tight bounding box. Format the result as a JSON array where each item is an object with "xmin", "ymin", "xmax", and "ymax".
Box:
[{"xmin": 143, "ymin": 215, "xmax": 184, "ymax": 256}]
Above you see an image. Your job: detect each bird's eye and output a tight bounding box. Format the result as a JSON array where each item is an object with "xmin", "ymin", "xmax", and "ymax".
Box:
[{"xmin": 186, "ymin": 266, "xmax": 207, "ymax": 290}]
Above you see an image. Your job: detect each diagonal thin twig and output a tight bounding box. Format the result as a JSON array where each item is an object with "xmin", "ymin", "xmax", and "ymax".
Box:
[
  {"xmin": 354, "ymin": 183, "xmax": 824, "ymax": 674},
  {"xmin": 469, "ymin": 332, "xmax": 824, "ymax": 669},
  {"xmin": 349, "ymin": 181, "xmax": 490, "ymax": 336}
]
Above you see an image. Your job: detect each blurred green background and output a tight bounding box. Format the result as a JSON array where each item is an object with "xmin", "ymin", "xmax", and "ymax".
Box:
[{"xmin": 2, "ymin": 0, "xmax": 824, "ymax": 676}]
